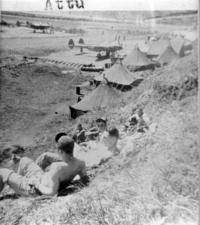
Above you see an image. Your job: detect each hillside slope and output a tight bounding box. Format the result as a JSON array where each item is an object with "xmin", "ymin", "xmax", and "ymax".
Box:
[
  {"xmin": 0, "ymin": 59, "xmax": 92, "ymax": 160},
  {"xmin": 0, "ymin": 43, "xmax": 198, "ymax": 224}
]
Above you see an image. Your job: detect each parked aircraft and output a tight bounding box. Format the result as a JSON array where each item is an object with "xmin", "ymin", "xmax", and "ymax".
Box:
[
  {"xmin": 27, "ymin": 22, "xmax": 54, "ymax": 34},
  {"xmin": 0, "ymin": 20, "xmax": 13, "ymax": 27},
  {"xmin": 16, "ymin": 21, "xmax": 28, "ymax": 27},
  {"xmin": 68, "ymin": 38, "xmax": 123, "ymax": 59}
]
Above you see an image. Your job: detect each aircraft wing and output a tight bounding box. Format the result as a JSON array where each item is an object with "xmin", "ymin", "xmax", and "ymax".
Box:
[
  {"xmin": 69, "ymin": 43, "xmax": 114, "ymax": 52},
  {"xmin": 74, "ymin": 44, "xmax": 87, "ymax": 48},
  {"xmin": 94, "ymin": 44, "xmax": 123, "ymax": 52},
  {"xmin": 96, "ymin": 41, "xmax": 123, "ymax": 52},
  {"xmin": 87, "ymin": 45, "xmax": 109, "ymax": 52},
  {"xmin": 79, "ymin": 44, "xmax": 121, "ymax": 52},
  {"xmin": 69, "ymin": 39, "xmax": 122, "ymax": 53}
]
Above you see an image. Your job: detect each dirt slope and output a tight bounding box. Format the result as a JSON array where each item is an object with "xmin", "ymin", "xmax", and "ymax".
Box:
[
  {"xmin": 0, "ymin": 59, "xmax": 90, "ymax": 159},
  {"xmin": 0, "ymin": 45, "xmax": 198, "ymax": 225}
]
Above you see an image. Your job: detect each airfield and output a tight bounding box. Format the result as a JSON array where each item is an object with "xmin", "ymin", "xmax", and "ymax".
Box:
[
  {"xmin": 1, "ymin": 22, "xmax": 147, "ymax": 67},
  {"xmin": 1, "ymin": 13, "xmax": 191, "ymax": 68}
]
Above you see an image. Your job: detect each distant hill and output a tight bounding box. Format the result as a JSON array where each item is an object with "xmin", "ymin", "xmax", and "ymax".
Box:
[
  {"xmin": 63, "ymin": 10, "xmax": 198, "ymax": 20},
  {"xmin": 1, "ymin": 10, "xmax": 198, "ymax": 23}
]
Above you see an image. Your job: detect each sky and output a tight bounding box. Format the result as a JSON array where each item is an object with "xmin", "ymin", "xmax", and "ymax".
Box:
[{"xmin": 0, "ymin": 0, "xmax": 198, "ymax": 11}]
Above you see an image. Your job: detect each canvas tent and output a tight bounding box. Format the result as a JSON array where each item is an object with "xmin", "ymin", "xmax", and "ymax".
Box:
[
  {"xmin": 93, "ymin": 62, "xmax": 143, "ymax": 92},
  {"xmin": 153, "ymin": 44, "xmax": 180, "ymax": 65},
  {"xmin": 170, "ymin": 36, "xmax": 193, "ymax": 57},
  {"xmin": 148, "ymin": 38, "xmax": 192, "ymax": 58},
  {"xmin": 147, "ymin": 40, "xmax": 169, "ymax": 57},
  {"xmin": 122, "ymin": 44, "xmax": 155, "ymax": 71},
  {"xmin": 170, "ymin": 36, "xmax": 185, "ymax": 57},
  {"xmin": 69, "ymin": 80, "xmax": 121, "ymax": 119}
]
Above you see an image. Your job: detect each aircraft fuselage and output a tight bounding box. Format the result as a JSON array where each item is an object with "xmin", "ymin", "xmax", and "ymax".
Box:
[
  {"xmin": 68, "ymin": 38, "xmax": 123, "ymax": 58},
  {"xmin": 87, "ymin": 45, "xmax": 122, "ymax": 53}
]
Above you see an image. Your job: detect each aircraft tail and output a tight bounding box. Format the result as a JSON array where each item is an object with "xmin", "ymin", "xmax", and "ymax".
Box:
[
  {"xmin": 68, "ymin": 39, "xmax": 74, "ymax": 49},
  {"xmin": 79, "ymin": 38, "xmax": 84, "ymax": 44}
]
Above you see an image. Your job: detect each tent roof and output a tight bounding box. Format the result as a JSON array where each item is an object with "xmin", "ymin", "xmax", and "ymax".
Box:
[
  {"xmin": 147, "ymin": 40, "xmax": 169, "ymax": 56},
  {"xmin": 170, "ymin": 37, "xmax": 185, "ymax": 55},
  {"xmin": 70, "ymin": 82, "xmax": 121, "ymax": 111},
  {"xmin": 147, "ymin": 38, "xmax": 187, "ymax": 56},
  {"xmin": 123, "ymin": 44, "xmax": 154, "ymax": 67},
  {"xmin": 153, "ymin": 44, "xmax": 180, "ymax": 64},
  {"xmin": 94, "ymin": 63, "xmax": 135, "ymax": 85}
]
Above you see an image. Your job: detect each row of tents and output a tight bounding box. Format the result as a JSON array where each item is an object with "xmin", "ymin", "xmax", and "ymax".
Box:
[
  {"xmin": 69, "ymin": 59, "xmax": 145, "ymax": 119},
  {"xmin": 110, "ymin": 35, "xmax": 193, "ymax": 72},
  {"xmin": 69, "ymin": 34, "xmax": 196, "ymax": 119},
  {"xmin": 122, "ymin": 35, "xmax": 193, "ymax": 70},
  {"xmin": 147, "ymin": 36, "xmax": 193, "ymax": 59}
]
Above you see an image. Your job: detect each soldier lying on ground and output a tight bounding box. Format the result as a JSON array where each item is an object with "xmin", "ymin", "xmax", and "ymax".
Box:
[
  {"xmin": 74, "ymin": 126, "xmax": 121, "ymax": 168},
  {"xmin": 103, "ymin": 126, "xmax": 120, "ymax": 156},
  {"xmin": 35, "ymin": 127, "xmax": 120, "ymax": 171},
  {"xmin": 81, "ymin": 126, "xmax": 120, "ymax": 156},
  {"xmin": 127, "ymin": 108, "xmax": 150, "ymax": 134},
  {"xmin": 82, "ymin": 117, "xmax": 108, "ymax": 149},
  {"xmin": 0, "ymin": 136, "xmax": 88, "ymax": 197},
  {"xmin": 136, "ymin": 109, "xmax": 149, "ymax": 133}
]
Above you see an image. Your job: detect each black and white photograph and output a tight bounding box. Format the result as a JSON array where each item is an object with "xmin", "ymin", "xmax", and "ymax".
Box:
[{"xmin": 0, "ymin": 0, "xmax": 199, "ymax": 224}]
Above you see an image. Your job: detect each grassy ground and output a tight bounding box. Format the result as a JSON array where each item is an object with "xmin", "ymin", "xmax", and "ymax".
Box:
[{"xmin": 0, "ymin": 46, "xmax": 198, "ymax": 225}]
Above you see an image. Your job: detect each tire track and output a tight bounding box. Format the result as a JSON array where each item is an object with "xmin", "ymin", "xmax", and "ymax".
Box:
[
  {"xmin": 38, "ymin": 57, "xmax": 83, "ymax": 69},
  {"xmin": 37, "ymin": 58, "xmax": 101, "ymax": 75},
  {"xmin": 1, "ymin": 57, "xmax": 100, "ymax": 75}
]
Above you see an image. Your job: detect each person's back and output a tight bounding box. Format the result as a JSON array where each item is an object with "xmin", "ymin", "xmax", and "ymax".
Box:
[
  {"xmin": 40, "ymin": 157, "xmax": 85, "ymax": 192},
  {"xmin": 38, "ymin": 136, "xmax": 87, "ymax": 195},
  {"xmin": 0, "ymin": 136, "xmax": 88, "ymax": 197}
]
